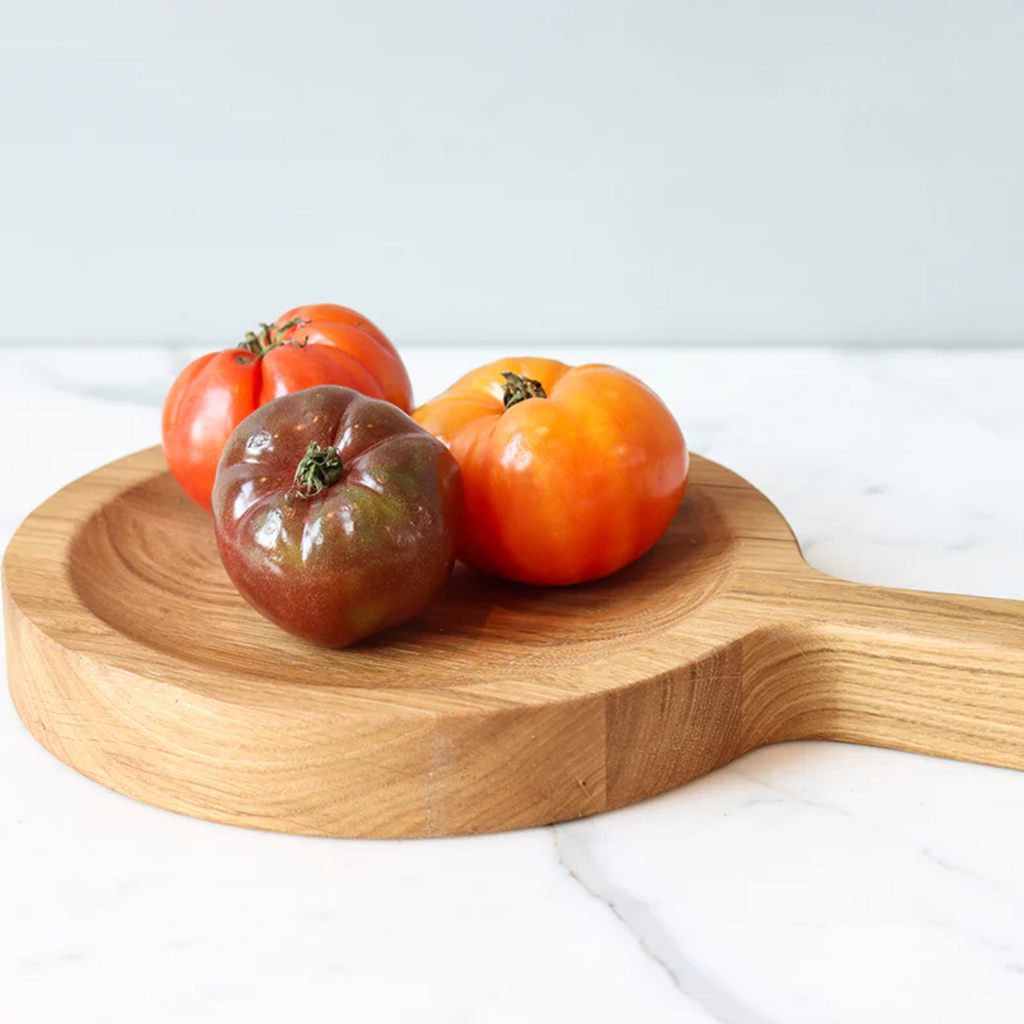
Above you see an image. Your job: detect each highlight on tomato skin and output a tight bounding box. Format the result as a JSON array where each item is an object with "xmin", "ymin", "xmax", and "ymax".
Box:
[
  {"xmin": 211, "ymin": 386, "xmax": 463, "ymax": 648},
  {"xmin": 413, "ymin": 357, "xmax": 689, "ymax": 587},
  {"xmin": 161, "ymin": 305, "xmax": 412, "ymax": 512}
]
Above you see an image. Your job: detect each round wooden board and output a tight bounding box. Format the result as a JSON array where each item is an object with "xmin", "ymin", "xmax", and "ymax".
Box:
[{"xmin": 6, "ymin": 447, "xmax": 1024, "ymax": 837}]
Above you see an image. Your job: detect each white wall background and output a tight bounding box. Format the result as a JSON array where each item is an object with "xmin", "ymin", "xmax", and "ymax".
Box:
[{"xmin": 1, "ymin": 0, "xmax": 1022, "ymax": 347}]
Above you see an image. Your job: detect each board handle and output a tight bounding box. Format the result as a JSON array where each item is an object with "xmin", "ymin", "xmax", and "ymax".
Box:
[{"xmin": 757, "ymin": 575, "xmax": 1024, "ymax": 772}]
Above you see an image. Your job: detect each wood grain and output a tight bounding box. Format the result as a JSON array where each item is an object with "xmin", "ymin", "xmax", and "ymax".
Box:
[{"xmin": 4, "ymin": 447, "xmax": 1024, "ymax": 838}]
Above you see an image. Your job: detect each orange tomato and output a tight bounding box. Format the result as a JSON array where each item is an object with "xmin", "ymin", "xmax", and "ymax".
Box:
[
  {"xmin": 413, "ymin": 357, "xmax": 688, "ymax": 585},
  {"xmin": 162, "ymin": 306, "xmax": 411, "ymax": 512}
]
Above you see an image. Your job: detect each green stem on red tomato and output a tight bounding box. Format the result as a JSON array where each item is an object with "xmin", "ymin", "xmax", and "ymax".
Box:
[
  {"xmin": 501, "ymin": 371, "xmax": 547, "ymax": 409},
  {"xmin": 288, "ymin": 441, "xmax": 344, "ymax": 500},
  {"xmin": 237, "ymin": 317, "xmax": 310, "ymax": 358}
]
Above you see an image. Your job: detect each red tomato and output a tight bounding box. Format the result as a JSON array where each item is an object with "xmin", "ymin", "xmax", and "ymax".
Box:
[
  {"xmin": 162, "ymin": 309, "xmax": 411, "ymax": 512},
  {"xmin": 413, "ymin": 357, "xmax": 688, "ymax": 586},
  {"xmin": 276, "ymin": 304, "xmax": 413, "ymax": 413}
]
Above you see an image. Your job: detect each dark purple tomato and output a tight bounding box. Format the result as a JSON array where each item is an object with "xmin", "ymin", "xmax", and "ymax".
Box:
[{"xmin": 211, "ymin": 385, "xmax": 462, "ymax": 647}]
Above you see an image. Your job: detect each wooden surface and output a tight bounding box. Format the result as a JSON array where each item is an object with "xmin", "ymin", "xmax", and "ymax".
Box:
[{"xmin": 5, "ymin": 447, "xmax": 1024, "ymax": 839}]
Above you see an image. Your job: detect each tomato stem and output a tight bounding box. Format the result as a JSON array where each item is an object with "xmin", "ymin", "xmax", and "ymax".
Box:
[
  {"xmin": 501, "ymin": 371, "xmax": 547, "ymax": 409},
  {"xmin": 288, "ymin": 441, "xmax": 344, "ymax": 500},
  {"xmin": 238, "ymin": 317, "xmax": 310, "ymax": 357}
]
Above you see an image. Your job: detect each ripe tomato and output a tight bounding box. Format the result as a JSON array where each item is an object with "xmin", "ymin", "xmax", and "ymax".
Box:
[
  {"xmin": 162, "ymin": 307, "xmax": 411, "ymax": 512},
  {"xmin": 276, "ymin": 304, "xmax": 413, "ymax": 413},
  {"xmin": 212, "ymin": 386, "xmax": 462, "ymax": 647},
  {"xmin": 413, "ymin": 358, "xmax": 688, "ymax": 586}
]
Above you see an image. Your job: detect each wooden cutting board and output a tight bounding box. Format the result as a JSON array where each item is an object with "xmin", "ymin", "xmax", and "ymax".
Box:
[{"xmin": 4, "ymin": 447, "xmax": 1024, "ymax": 838}]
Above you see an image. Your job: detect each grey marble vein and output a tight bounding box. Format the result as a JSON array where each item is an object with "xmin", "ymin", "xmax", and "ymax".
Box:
[
  {"xmin": 726, "ymin": 765, "xmax": 1021, "ymax": 900},
  {"xmin": 552, "ymin": 825, "xmax": 778, "ymax": 1024}
]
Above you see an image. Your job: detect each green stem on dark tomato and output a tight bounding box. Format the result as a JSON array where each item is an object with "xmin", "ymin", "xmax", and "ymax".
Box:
[{"xmin": 288, "ymin": 441, "xmax": 344, "ymax": 499}]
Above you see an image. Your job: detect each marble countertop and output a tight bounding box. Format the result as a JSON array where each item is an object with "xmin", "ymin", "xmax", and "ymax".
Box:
[{"xmin": 2, "ymin": 344, "xmax": 1024, "ymax": 1023}]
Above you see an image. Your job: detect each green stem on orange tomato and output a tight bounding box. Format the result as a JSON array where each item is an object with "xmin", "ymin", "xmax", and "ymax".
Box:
[
  {"xmin": 501, "ymin": 371, "xmax": 547, "ymax": 409},
  {"xmin": 288, "ymin": 441, "xmax": 344, "ymax": 500}
]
